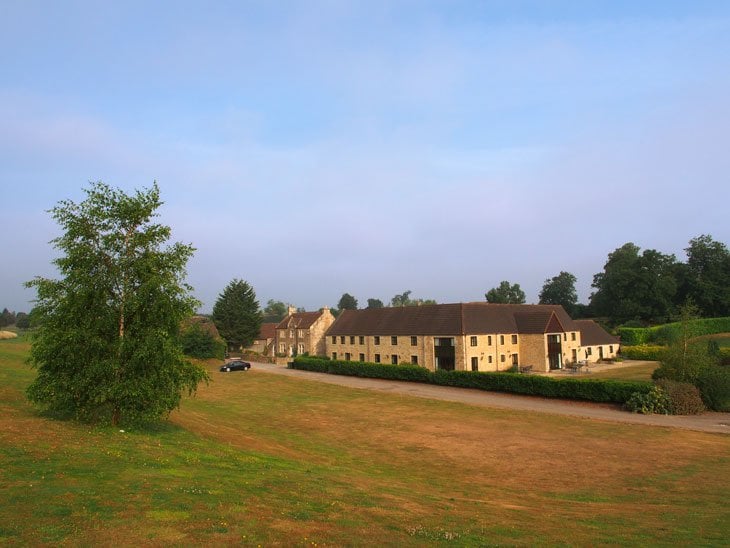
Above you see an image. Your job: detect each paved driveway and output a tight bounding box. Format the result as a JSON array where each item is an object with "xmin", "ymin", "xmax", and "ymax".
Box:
[{"xmin": 249, "ymin": 361, "xmax": 730, "ymax": 434}]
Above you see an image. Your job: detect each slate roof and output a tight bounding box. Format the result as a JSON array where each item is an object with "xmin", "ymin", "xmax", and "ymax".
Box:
[
  {"xmin": 327, "ymin": 303, "xmax": 578, "ymax": 336},
  {"xmin": 276, "ymin": 311, "xmax": 324, "ymax": 330},
  {"xmin": 256, "ymin": 322, "xmax": 278, "ymax": 340},
  {"xmin": 574, "ymin": 320, "xmax": 620, "ymax": 346}
]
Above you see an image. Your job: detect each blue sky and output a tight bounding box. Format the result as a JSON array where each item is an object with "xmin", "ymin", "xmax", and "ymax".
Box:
[{"xmin": 2, "ymin": 1, "xmax": 729, "ymax": 313}]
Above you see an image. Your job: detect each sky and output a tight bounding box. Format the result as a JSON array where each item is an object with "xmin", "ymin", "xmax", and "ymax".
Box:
[{"xmin": 2, "ymin": 1, "xmax": 729, "ymax": 314}]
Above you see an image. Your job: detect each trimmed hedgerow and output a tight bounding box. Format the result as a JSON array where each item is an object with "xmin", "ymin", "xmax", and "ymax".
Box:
[
  {"xmin": 620, "ymin": 345, "xmax": 666, "ymax": 361},
  {"xmin": 289, "ymin": 357, "xmax": 652, "ymax": 404},
  {"xmin": 617, "ymin": 317, "xmax": 730, "ymax": 346}
]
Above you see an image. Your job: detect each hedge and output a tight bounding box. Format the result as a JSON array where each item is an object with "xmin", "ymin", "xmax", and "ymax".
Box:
[
  {"xmin": 617, "ymin": 317, "xmax": 730, "ymax": 346},
  {"xmin": 619, "ymin": 345, "xmax": 666, "ymax": 361},
  {"xmin": 289, "ymin": 357, "xmax": 652, "ymax": 404}
]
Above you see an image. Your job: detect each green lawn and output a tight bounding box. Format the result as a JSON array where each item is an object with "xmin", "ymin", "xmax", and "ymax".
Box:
[
  {"xmin": 588, "ymin": 361, "xmax": 658, "ymax": 381},
  {"xmin": 1, "ymin": 336, "xmax": 729, "ymax": 545}
]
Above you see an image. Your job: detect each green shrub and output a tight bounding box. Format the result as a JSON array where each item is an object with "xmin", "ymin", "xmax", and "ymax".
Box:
[
  {"xmin": 180, "ymin": 324, "xmax": 226, "ymax": 359},
  {"xmin": 618, "ymin": 317, "xmax": 730, "ymax": 347},
  {"xmin": 625, "ymin": 386, "xmax": 670, "ymax": 415},
  {"xmin": 655, "ymin": 379, "xmax": 705, "ymax": 415},
  {"xmin": 620, "ymin": 345, "xmax": 666, "ymax": 361},
  {"xmin": 719, "ymin": 347, "xmax": 730, "ymax": 366},
  {"xmin": 617, "ymin": 327, "xmax": 652, "ymax": 346},
  {"xmin": 696, "ymin": 366, "xmax": 730, "ymax": 412},
  {"xmin": 330, "ymin": 360, "xmax": 432, "ymax": 382},
  {"xmin": 290, "ymin": 357, "xmax": 651, "ymax": 404}
]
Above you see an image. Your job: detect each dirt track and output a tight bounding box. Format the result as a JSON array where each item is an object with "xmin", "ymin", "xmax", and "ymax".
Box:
[{"xmin": 249, "ymin": 362, "xmax": 730, "ymax": 434}]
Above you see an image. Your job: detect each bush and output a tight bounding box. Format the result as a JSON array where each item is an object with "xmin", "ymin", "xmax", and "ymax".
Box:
[
  {"xmin": 620, "ymin": 345, "xmax": 666, "ymax": 361},
  {"xmin": 618, "ymin": 317, "xmax": 730, "ymax": 347},
  {"xmin": 180, "ymin": 324, "xmax": 226, "ymax": 359},
  {"xmin": 625, "ymin": 386, "xmax": 670, "ymax": 415},
  {"xmin": 617, "ymin": 327, "xmax": 652, "ymax": 346},
  {"xmin": 290, "ymin": 357, "xmax": 651, "ymax": 404},
  {"xmin": 655, "ymin": 379, "xmax": 705, "ymax": 415},
  {"xmin": 696, "ymin": 366, "xmax": 730, "ymax": 412}
]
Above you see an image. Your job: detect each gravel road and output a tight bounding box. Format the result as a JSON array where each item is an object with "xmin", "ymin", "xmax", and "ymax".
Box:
[{"xmin": 249, "ymin": 362, "xmax": 730, "ymax": 434}]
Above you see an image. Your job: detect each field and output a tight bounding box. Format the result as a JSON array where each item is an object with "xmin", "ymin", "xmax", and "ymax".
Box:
[
  {"xmin": 587, "ymin": 361, "xmax": 657, "ymax": 381},
  {"xmin": 1, "ymin": 336, "xmax": 729, "ymax": 546}
]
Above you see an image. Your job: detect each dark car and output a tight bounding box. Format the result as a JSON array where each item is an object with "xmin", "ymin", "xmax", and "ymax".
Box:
[{"xmin": 220, "ymin": 360, "xmax": 251, "ymax": 372}]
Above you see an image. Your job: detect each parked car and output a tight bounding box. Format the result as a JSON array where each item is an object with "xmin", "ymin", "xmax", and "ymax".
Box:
[{"xmin": 220, "ymin": 360, "xmax": 251, "ymax": 372}]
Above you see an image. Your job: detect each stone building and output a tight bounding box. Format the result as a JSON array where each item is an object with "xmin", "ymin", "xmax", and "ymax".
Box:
[
  {"xmin": 325, "ymin": 303, "xmax": 601, "ymax": 373},
  {"xmin": 574, "ymin": 319, "xmax": 620, "ymax": 363},
  {"xmin": 275, "ymin": 306, "xmax": 335, "ymax": 358},
  {"xmin": 246, "ymin": 322, "xmax": 278, "ymax": 356}
]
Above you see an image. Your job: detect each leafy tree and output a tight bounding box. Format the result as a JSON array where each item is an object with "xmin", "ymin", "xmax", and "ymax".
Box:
[
  {"xmin": 391, "ymin": 290, "xmax": 413, "ymax": 307},
  {"xmin": 539, "ymin": 271, "xmax": 578, "ymax": 314},
  {"xmin": 337, "ymin": 293, "xmax": 358, "ymax": 311},
  {"xmin": 25, "ymin": 182, "xmax": 207, "ymax": 426},
  {"xmin": 590, "ymin": 243, "xmax": 677, "ymax": 325},
  {"xmin": 653, "ymin": 302, "xmax": 720, "ymax": 385},
  {"xmin": 180, "ymin": 323, "xmax": 226, "ymax": 360},
  {"xmin": 682, "ymin": 235, "xmax": 730, "ymax": 317},
  {"xmin": 367, "ymin": 298, "xmax": 384, "ymax": 309},
  {"xmin": 212, "ymin": 279, "xmax": 262, "ymax": 350},
  {"xmin": 485, "ymin": 281, "xmax": 526, "ymax": 304},
  {"xmin": 0, "ymin": 308, "xmax": 15, "ymax": 327},
  {"xmin": 263, "ymin": 299, "xmax": 288, "ymax": 322},
  {"xmin": 15, "ymin": 312, "xmax": 30, "ymax": 329},
  {"xmin": 390, "ymin": 291, "xmax": 437, "ymax": 307}
]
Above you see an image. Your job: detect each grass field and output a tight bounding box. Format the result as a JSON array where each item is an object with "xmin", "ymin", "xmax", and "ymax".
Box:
[
  {"xmin": 1, "ymin": 336, "xmax": 729, "ymax": 545},
  {"xmin": 587, "ymin": 361, "xmax": 657, "ymax": 381}
]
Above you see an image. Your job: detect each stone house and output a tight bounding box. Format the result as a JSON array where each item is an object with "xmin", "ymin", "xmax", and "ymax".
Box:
[
  {"xmin": 325, "ymin": 303, "xmax": 594, "ymax": 373},
  {"xmin": 275, "ymin": 306, "xmax": 335, "ymax": 358},
  {"xmin": 246, "ymin": 322, "xmax": 278, "ymax": 356},
  {"xmin": 574, "ymin": 320, "xmax": 620, "ymax": 363}
]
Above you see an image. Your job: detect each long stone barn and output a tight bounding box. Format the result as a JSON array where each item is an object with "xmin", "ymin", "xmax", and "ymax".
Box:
[{"xmin": 325, "ymin": 303, "xmax": 619, "ymax": 373}]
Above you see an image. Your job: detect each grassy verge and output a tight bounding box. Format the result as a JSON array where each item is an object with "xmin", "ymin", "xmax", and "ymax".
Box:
[
  {"xmin": 1, "ymin": 337, "xmax": 729, "ymax": 545},
  {"xmin": 588, "ymin": 362, "xmax": 658, "ymax": 382}
]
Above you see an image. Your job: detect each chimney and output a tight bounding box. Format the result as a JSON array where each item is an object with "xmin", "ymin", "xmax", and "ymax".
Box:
[{"xmin": 287, "ymin": 305, "xmax": 297, "ymax": 316}]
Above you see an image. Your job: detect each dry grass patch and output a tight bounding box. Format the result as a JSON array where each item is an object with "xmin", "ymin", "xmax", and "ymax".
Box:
[{"xmin": 2, "ymin": 343, "xmax": 729, "ymax": 545}]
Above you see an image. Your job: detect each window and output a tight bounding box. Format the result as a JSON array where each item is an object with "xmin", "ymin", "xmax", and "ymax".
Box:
[
  {"xmin": 340, "ymin": 336, "xmax": 345, "ymax": 344},
  {"xmin": 511, "ymin": 335, "xmax": 517, "ymax": 344},
  {"xmin": 279, "ymin": 343, "xmax": 285, "ymax": 353},
  {"xmin": 609, "ymin": 345, "xmax": 614, "ymax": 353},
  {"xmin": 374, "ymin": 354, "xmax": 381, "ymax": 363},
  {"xmin": 345, "ymin": 352, "xmax": 351, "ymax": 361},
  {"xmin": 298, "ymin": 330, "xmax": 305, "ymax": 338},
  {"xmin": 470, "ymin": 336, "xmax": 477, "ymax": 347},
  {"xmin": 297, "ymin": 343, "xmax": 304, "ymax": 355},
  {"xmin": 391, "ymin": 336, "xmax": 398, "ymax": 345},
  {"xmin": 500, "ymin": 354, "xmax": 505, "ymax": 363},
  {"xmin": 391, "ymin": 354, "xmax": 398, "ymax": 364},
  {"xmin": 488, "ymin": 355, "xmax": 493, "ymax": 363},
  {"xmin": 331, "ymin": 336, "xmax": 337, "ymax": 344},
  {"xmin": 290, "ymin": 330, "xmax": 294, "ymax": 338},
  {"xmin": 332, "ymin": 352, "xmax": 337, "ymax": 360},
  {"xmin": 411, "ymin": 355, "xmax": 418, "ymax": 365},
  {"xmin": 571, "ymin": 332, "xmax": 576, "ymax": 341},
  {"xmin": 586, "ymin": 347, "xmax": 592, "ymax": 356},
  {"xmin": 563, "ymin": 333, "xmax": 567, "ymax": 341},
  {"xmin": 411, "ymin": 336, "xmax": 417, "ymax": 346},
  {"xmin": 359, "ymin": 336, "xmax": 365, "ymax": 345},
  {"xmin": 471, "ymin": 357, "xmax": 478, "ymax": 371},
  {"xmin": 500, "ymin": 335, "xmax": 504, "ymax": 345},
  {"xmin": 350, "ymin": 336, "xmax": 355, "ymax": 344},
  {"xmin": 487, "ymin": 335, "xmax": 492, "ymax": 345},
  {"xmin": 374, "ymin": 336, "xmax": 380, "ymax": 345},
  {"xmin": 359, "ymin": 353, "xmax": 365, "ymax": 362}
]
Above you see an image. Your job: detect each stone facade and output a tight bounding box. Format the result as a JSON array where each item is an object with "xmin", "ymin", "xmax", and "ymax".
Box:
[
  {"xmin": 275, "ymin": 307, "xmax": 335, "ymax": 358},
  {"xmin": 325, "ymin": 303, "xmax": 609, "ymax": 373}
]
